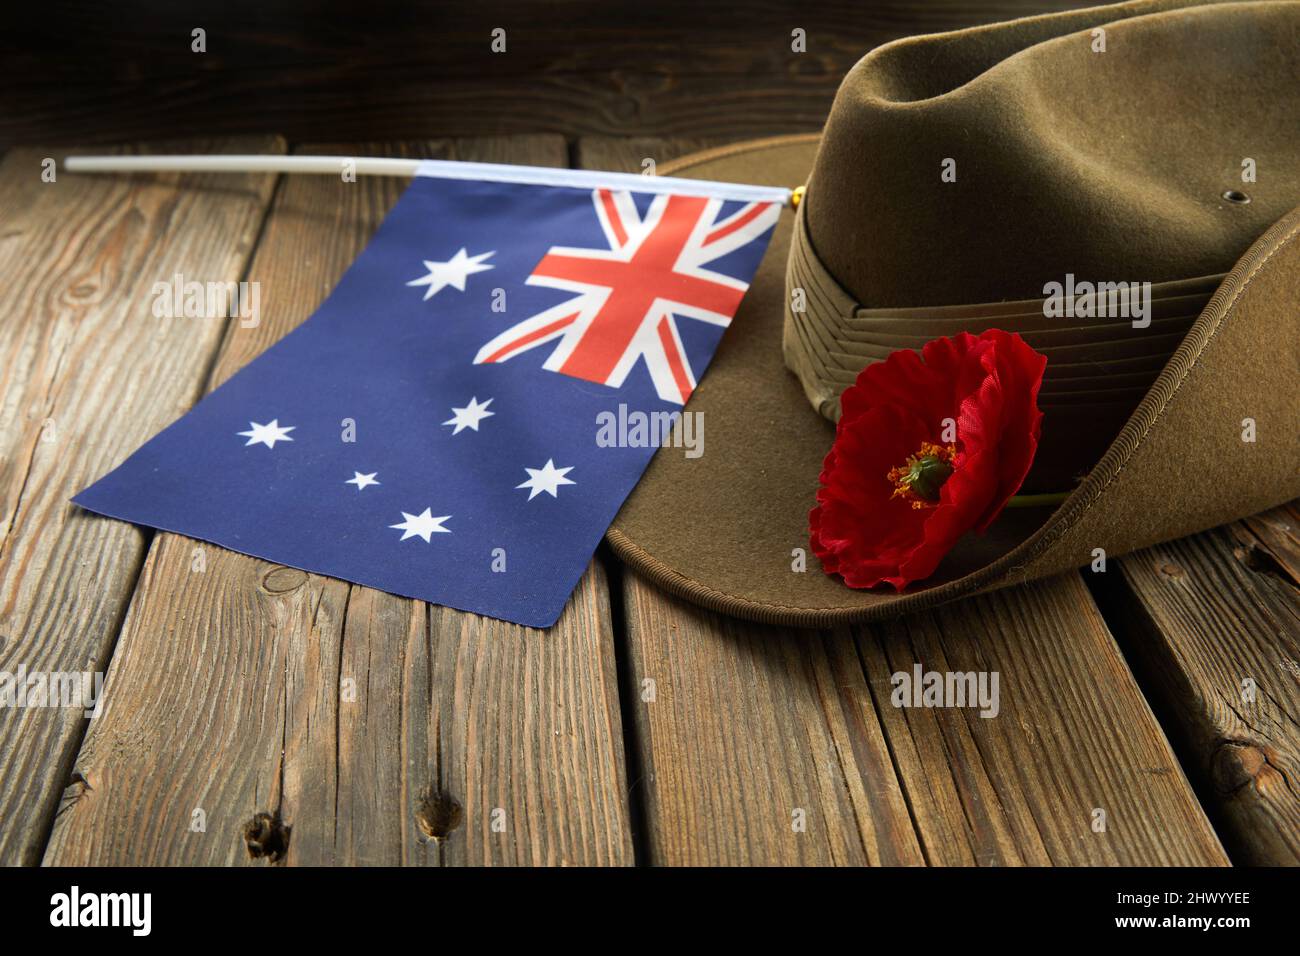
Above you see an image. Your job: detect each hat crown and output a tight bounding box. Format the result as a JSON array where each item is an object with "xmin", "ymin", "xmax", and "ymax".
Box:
[{"xmin": 803, "ymin": 0, "xmax": 1300, "ymax": 309}]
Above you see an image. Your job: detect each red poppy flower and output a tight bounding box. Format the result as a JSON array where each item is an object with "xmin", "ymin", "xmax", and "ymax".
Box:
[{"xmin": 809, "ymin": 330, "xmax": 1047, "ymax": 590}]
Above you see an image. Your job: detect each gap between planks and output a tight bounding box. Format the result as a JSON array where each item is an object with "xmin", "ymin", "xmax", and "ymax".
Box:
[{"xmin": 1092, "ymin": 501, "xmax": 1300, "ymax": 865}]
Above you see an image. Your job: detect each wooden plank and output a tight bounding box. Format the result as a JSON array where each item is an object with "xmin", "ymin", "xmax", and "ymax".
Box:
[
  {"xmin": 589, "ymin": 134, "xmax": 1229, "ymax": 866},
  {"xmin": 622, "ymin": 570, "xmax": 923, "ymax": 865},
  {"xmin": 3, "ymin": 1, "xmax": 1084, "ymax": 148},
  {"xmin": 0, "ymin": 138, "xmax": 282, "ymax": 866},
  {"xmin": 42, "ymin": 137, "xmax": 635, "ymax": 866},
  {"xmin": 580, "ymin": 137, "xmax": 738, "ymax": 177},
  {"xmin": 1098, "ymin": 502, "xmax": 1300, "ymax": 864}
]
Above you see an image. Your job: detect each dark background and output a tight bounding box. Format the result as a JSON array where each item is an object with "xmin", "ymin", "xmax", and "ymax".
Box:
[{"xmin": 4, "ymin": 0, "xmax": 1084, "ymax": 149}]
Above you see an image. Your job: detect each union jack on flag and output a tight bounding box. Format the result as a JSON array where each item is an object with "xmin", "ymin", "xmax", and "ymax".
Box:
[
  {"xmin": 75, "ymin": 160, "xmax": 787, "ymax": 627},
  {"xmin": 475, "ymin": 188, "xmax": 780, "ymax": 404}
]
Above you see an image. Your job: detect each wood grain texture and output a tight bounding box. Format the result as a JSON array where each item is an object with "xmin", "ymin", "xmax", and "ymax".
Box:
[
  {"xmin": 578, "ymin": 137, "xmax": 740, "ymax": 175},
  {"xmin": 0, "ymin": 139, "xmax": 282, "ymax": 866},
  {"xmin": 3, "ymin": 0, "xmax": 1084, "ymax": 148},
  {"xmin": 622, "ymin": 569, "xmax": 924, "ymax": 865},
  {"xmin": 596, "ymin": 133, "xmax": 1228, "ymax": 867},
  {"xmin": 42, "ymin": 137, "xmax": 635, "ymax": 866},
  {"xmin": 1099, "ymin": 502, "xmax": 1300, "ymax": 864},
  {"xmin": 859, "ymin": 574, "xmax": 1228, "ymax": 865},
  {"xmin": 623, "ymin": 569, "xmax": 1230, "ymax": 865}
]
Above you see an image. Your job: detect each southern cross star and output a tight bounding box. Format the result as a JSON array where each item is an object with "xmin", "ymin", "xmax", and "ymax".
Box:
[
  {"xmin": 406, "ymin": 248, "xmax": 495, "ymax": 301},
  {"xmin": 516, "ymin": 459, "xmax": 575, "ymax": 501},
  {"xmin": 443, "ymin": 396, "xmax": 495, "ymax": 435},
  {"xmin": 238, "ymin": 419, "xmax": 295, "ymax": 449},
  {"xmin": 389, "ymin": 508, "xmax": 452, "ymax": 542},
  {"xmin": 346, "ymin": 471, "xmax": 380, "ymax": 490}
]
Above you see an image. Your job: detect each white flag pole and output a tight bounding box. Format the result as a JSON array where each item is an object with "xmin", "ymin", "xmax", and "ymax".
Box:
[
  {"xmin": 62, "ymin": 154, "xmax": 796, "ymax": 206},
  {"xmin": 63, "ymin": 154, "xmax": 424, "ymax": 177}
]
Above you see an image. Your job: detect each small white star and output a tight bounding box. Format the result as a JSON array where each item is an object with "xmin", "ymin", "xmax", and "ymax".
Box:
[
  {"xmin": 443, "ymin": 396, "xmax": 495, "ymax": 435},
  {"xmin": 389, "ymin": 508, "xmax": 452, "ymax": 543},
  {"xmin": 406, "ymin": 248, "xmax": 495, "ymax": 301},
  {"xmin": 238, "ymin": 419, "xmax": 295, "ymax": 449},
  {"xmin": 346, "ymin": 471, "xmax": 380, "ymax": 490},
  {"xmin": 516, "ymin": 459, "xmax": 576, "ymax": 501}
]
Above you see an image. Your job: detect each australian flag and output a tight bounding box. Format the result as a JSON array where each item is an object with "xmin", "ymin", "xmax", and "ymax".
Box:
[{"xmin": 74, "ymin": 161, "xmax": 786, "ymax": 627}]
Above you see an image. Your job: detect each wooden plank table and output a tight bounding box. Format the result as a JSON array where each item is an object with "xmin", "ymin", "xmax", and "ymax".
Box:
[{"xmin": 1, "ymin": 136, "xmax": 1295, "ymax": 866}]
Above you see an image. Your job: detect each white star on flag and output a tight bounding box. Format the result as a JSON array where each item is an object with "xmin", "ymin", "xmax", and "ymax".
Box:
[
  {"xmin": 443, "ymin": 396, "xmax": 495, "ymax": 435},
  {"xmin": 389, "ymin": 508, "xmax": 452, "ymax": 542},
  {"xmin": 238, "ymin": 419, "xmax": 295, "ymax": 449},
  {"xmin": 517, "ymin": 459, "xmax": 576, "ymax": 500},
  {"xmin": 406, "ymin": 248, "xmax": 495, "ymax": 300},
  {"xmin": 346, "ymin": 471, "xmax": 380, "ymax": 490}
]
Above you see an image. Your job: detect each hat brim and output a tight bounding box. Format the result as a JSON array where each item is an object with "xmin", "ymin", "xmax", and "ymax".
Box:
[{"xmin": 606, "ymin": 135, "xmax": 1300, "ymax": 627}]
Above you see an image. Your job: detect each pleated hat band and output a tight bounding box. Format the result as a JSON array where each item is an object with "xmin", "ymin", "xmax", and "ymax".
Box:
[{"xmin": 782, "ymin": 198, "xmax": 1223, "ymax": 424}]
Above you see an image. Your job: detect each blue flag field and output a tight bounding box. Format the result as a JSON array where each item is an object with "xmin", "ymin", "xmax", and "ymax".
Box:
[{"xmin": 74, "ymin": 161, "xmax": 785, "ymax": 626}]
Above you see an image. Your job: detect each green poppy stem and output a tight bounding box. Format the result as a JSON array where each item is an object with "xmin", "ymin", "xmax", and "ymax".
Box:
[{"xmin": 1004, "ymin": 491, "xmax": 1070, "ymax": 508}]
